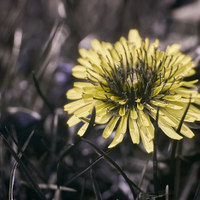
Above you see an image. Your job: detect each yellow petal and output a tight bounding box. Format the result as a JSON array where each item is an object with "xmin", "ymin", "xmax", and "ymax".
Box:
[
  {"xmin": 120, "ymin": 113, "xmax": 129, "ymax": 134},
  {"xmin": 150, "ymin": 100, "xmax": 168, "ymax": 107},
  {"xmin": 166, "ymin": 103, "xmax": 183, "ymax": 110},
  {"xmin": 114, "ymin": 41, "xmax": 126, "ymax": 67},
  {"xmin": 136, "ymin": 98, "xmax": 142, "ymax": 103},
  {"xmin": 78, "ymin": 58, "xmax": 92, "ymax": 69},
  {"xmin": 74, "ymin": 82, "xmax": 93, "ymax": 88},
  {"xmin": 194, "ymin": 94, "xmax": 200, "ymax": 105},
  {"xmin": 149, "ymin": 108, "xmax": 176, "ymax": 127},
  {"xmin": 129, "ymin": 118, "xmax": 140, "ymax": 144},
  {"xmin": 148, "ymin": 39, "xmax": 159, "ymax": 55},
  {"xmin": 87, "ymin": 68, "xmax": 105, "ymax": 83},
  {"xmin": 139, "ymin": 110, "xmax": 150, "ymax": 126},
  {"xmin": 179, "ymin": 55, "xmax": 192, "ymax": 65},
  {"xmin": 119, "ymin": 106, "xmax": 126, "ymax": 116},
  {"xmin": 83, "ymin": 86, "xmax": 98, "ymax": 94},
  {"xmin": 94, "ymin": 90, "xmax": 107, "ymax": 100},
  {"xmin": 180, "ymin": 124, "xmax": 195, "ymax": 138},
  {"xmin": 95, "ymin": 101, "xmax": 108, "ymax": 111},
  {"xmin": 145, "ymin": 121, "xmax": 155, "ymax": 139},
  {"xmin": 79, "ymin": 49, "xmax": 100, "ymax": 66},
  {"xmin": 140, "ymin": 131, "xmax": 154, "ymax": 153},
  {"xmin": 158, "ymin": 114, "xmax": 177, "ymax": 127},
  {"xmin": 96, "ymin": 106, "xmax": 108, "ymax": 116},
  {"xmin": 118, "ymin": 99, "xmax": 127, "ymax": 105},
  {"xmin": 120, "ymin": 37, "xmax": 131, "ymax": 61},
  {"xmin": 102, "ymin": 116, "xmax": 120, "ymax": 138},
  {"xmin": 130, "ymin": 107, "xmax": 138, "ymax": 119},
  {"xmin": 108, "ymin": 133, "xmax": 124, "ymax": 148},
  {"xmin": 67, "ymin": 88, "xmax": 82, "ymax": 100},
  {"xmin": 129, "ymin": 45, "xmax": 137, "ymax": 65},
  {"xmin": 163, "ymin": 95, "xmax": 182, "ymax": 101},
  {"xmin": 101, "ymin": 41, "xmax": 113, "ymax": 50},
  {"xmin": 108, "ymin": 114, "xmax": 128, "ymax": 148},
  {"xmin": 137, "ymin": 103, "xmax": 144, "ymax": 110},
  {"xmin": 92, "ymin": 39, "xmax": 102, "ymax": 52},
  {"xmin": 64, "ymin": 99, "xmax": 86, "ymax": 114},
  {"xmin": 67, "ymin": 115, "xmax": 81, "ymax": 127},
  {"xmin": 74, "ymin": 103, "xmax": 93, "ymax": 117},
  {"xmin": 72, "ymin": 65, "xmax": 86, "ymax": 78},
  {"xmin": 152, "ymin": 84, "xmax": 163, "ymax": 97},
  {"xmin": 159, "ymin": 123, "xmax": 183, "ymax": 140},
  {"xmin": 166, "ymin": 44, "xmax": 181, "ymax": 55},
  {"xmin": 77, "ymin": 123, "xmax": 89, "ymax": 136},
  {"xmin": 144, "ymin": 38, "xmax": 149, "ymax": 50},
  {"xmin": 176, "ymin": 88, "xmax": 199, "ymax": 97},
  {"xmin": 188, "ymin": 105, "xmax": 200, "ymax": 119},
  {"xmin": 82, "ymin": 93, "xmax": 93, "ymax": 102},
  {"xmin": 162, "ymin": 82, "xmax": 182, "ymax": 92},
  {"xmin": 128, "ymin": 29, "xmax": 142, "ymax": 47},
  {"xmin": 95, "ymin": 113, "xmax": 112, "ymax": 124},
  {"xmin": 162, "ymin": 105, "xmax": 198, "ymax": 124},
  {"xmin": 140, "ymin": 123, "xmax": 154, "ymax": 141},
  {"xmin": 181, "ymin": 80, "xmax": 198, "ymax": 88},
  {"xmin": 92, "ymin": 63, "xmax": 104, "ymax": 75},
  {"xmin": 146, "ymin": 103, "xmax": 157, "ymax": 114}
]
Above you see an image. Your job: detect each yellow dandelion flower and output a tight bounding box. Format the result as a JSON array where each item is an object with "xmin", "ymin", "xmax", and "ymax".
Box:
[{"xmin": 64, "ymin": 29, "xmax": 200, "ymax": 153}]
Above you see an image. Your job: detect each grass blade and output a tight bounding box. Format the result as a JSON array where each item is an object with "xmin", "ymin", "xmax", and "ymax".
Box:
[
  {"xmin": 0, "ymin": 133, "xmax": 47, "ymax": 200},
  {"xmin": 38, "ymin": 184, "xmax": 76, "ymax": 192},
  {"xmin": 53, "ymin": 188, "xmax": 61, "ymax": 200},
  {"xmin": 90, "ymin": 165, "xmax": 102, "ymax": 200},
  {"xmin": 9, "ymin": 163, "xmax": 17, "ymax": 200},
  {"xmin": 80, "ymin": 178, "xmax": 86, "ymax": 200},
  {"xmin": 194, "ymin": 181, "xmax": 200, "ymax": 200},
  {"xmin": 177, "ymin": 97, "xmax": 192, "ymax": 135},
  {"xmin": 165, "ymin": 185, "xmax": 169, "ymax": 200},
  {"xmin": 9, "ymin": 130, "xmax": 35, "ymax": 200},
  {"xmin": 138, "ymin": 159, "xmax": 149, "ymax": 188},
  {"xmin": 32, "ymin": 71, "xmax": 54, "ymax": 114},
  {"xmin": 65, "ymin": 154, "xmax": 104, "ymax": 186},
  {"xmin": 81, "ymin": 138, "xmax": 143, "ymax": 199},
  {"xmin": 57, "ymin": 143, "xmax": 80, "ymax": 186}
]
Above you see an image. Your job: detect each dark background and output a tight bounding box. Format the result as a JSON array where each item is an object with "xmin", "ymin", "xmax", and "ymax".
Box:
[{"xmin": 1, "ymin": 0, "xmax": 200, "ymax": 199}]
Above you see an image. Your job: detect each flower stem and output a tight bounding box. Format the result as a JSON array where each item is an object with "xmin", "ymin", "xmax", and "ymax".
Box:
[
  {"xmin": 169, "ymin": 140, "xmax": 182, "ymax": 199},
  {"xmin": 174, "ymin": 140, "xmax": 182, "ymax": 199},
  {"xmin": 153, "ymin": 107, "xmax": 160, "ymax": 195},
  {"xmin": 153, "ymin": 139, "xmax": 158, "ymax": 195},
  {"xmin": 169, "ymin": 140, "xmax": 177, "ymax": 197},
  {"xmin": 169, "ymin": 98, "xmax": 191, "ymax": 198}
]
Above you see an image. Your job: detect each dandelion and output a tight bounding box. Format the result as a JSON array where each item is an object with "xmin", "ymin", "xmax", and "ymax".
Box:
[{"xmin": 64, "ymin": 29, "xmax": 200, "ymax": 153}]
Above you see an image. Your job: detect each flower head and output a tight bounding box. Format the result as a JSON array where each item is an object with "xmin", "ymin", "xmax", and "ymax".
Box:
[{"xmin": 64, "ymin": 29, "xmax": 200, "ymax": 153}]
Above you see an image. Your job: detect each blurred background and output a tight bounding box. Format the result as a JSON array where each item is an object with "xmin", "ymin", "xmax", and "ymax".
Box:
[{"xmin": 1, "ymin": 0, "xmax": 200, "ymax": 199}]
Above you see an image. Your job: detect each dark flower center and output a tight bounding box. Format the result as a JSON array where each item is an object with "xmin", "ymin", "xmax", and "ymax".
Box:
[
  {"xmin": 88, "ymin": 47, "xmax": 181, "ymax": 111},
  {"xmin": 101, "ymin": 54, "xmax": 158, "ymax": 108}
]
